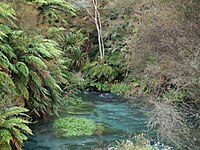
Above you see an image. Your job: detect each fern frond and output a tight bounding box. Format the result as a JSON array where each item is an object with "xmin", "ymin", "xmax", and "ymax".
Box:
[
  {"xmin": 44, "ymin": 75, "xmax": 62, "ymax": 91},
  {"xmin": 17, "ymin": 83, "xmax": 29, "ymax": 99},
  {"xmin": 0, "ymin": 107, "xmax": 32, "ymax": 149},
  {"xmin": 3, "ymin": 107, "xmax": 29, "ymax": 118},
  {"xmin": 16, "ymin": 62, "xmax": 29, "ymax": 77},
  {"xmin": 25, "ymin": 0, "xmax": 76, "ymax": 23},
  {"xmin": 12, "ymin": 128, "xmax": 28, "ymax": 143},
  {"xmin": 0, "ymin": 72, "xmax": 15, "ymax": 91},
  {"xmin": 0, "ymin": 25, "xmax": 12, "ymax": 40},
  {"xmin": 29, "ymin": 70, "xmax": 42, "ymax": 86},
  {"xmin": 0, "ymin": 129, "xmax": 12, "ymax": 145},
  {"xmin": 3, "ymin": 118, "xmax": 30, "ymax": 129},
  {"xmin": 0, "ymin": 51, "xmax": 16, "ymax": 72},
  {"xmin": 26, "ymin": 55, "xmax": 47, "ymax": 69},
  {"xmin": 0, "ymin": 44, "xmax": 16, "ymax": 59},
  {"xmin": 0, "ymin": 3, "xmax": 16, "ymax": 24},
  {"xmin": 40, "ymin": 38, "xmax": 62, "ymax": 57}
]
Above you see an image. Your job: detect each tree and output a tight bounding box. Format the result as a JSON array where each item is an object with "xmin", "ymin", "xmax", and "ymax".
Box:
[{"xmin": 87, "ymin": 0, "xmax": 105, "ymax": 64}]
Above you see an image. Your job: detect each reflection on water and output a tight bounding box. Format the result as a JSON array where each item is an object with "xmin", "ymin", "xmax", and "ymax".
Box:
[{"xmin": 24, "ymin": 92, "xmax": 149, "ymax": 150}]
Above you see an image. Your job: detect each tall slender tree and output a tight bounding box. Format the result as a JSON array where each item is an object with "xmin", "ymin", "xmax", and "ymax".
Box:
[{"xmin": 87, "ymin": 0, "xmax": 105, "ymax": 64}]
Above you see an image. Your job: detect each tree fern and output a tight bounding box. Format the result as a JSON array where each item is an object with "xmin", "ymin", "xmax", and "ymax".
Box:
[
  {"xmin": 63, "ymin": 30, "xmax": 88, "ymax": 70},
  {"xmin": 27, "ymin": 37, "xmax": 62, "ymax": 58},
  {"xmin": 25, "ymin": 0, "xmax": 76, "ymax": 23},
  {"xmin": 2, "ymin": 21, "xmax": 65, "ymax": 117},
  {"xmin": 0, "ymin": 1, "xmax": 78, "ymax": 119}
]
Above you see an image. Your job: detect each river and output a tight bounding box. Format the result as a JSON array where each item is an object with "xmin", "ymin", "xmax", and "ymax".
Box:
[{"xmin": 24, "ymin": 92, "xmax": 150, "ymax": 150}]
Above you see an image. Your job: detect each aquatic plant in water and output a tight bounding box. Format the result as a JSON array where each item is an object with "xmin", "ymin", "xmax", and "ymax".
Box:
[{"xmin": 53, "ymin": 117, "xmax": 96, "ymax": 137}]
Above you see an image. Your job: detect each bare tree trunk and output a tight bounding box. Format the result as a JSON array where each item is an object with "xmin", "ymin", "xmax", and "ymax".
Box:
[{"xmin": 87, "ymin": 0, "xmax": 105, "ymax": 64}]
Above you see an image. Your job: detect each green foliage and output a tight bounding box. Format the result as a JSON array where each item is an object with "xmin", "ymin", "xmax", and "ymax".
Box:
[
  {"xmin": 108, "ymin": 134, "xmax": 172, "ymax": 150},
  {"xmin": 0, "ymin": 21, "xmax": 65, "ymax": 116},
  {"xmin": 84, "ymin": 61, "xmax": 117, "ymax": 82},
  {"xmin": 0, "ymin": 107, "xmax": 32, "ymax": 150},
  {"xmin": 0, "ymin": 72, "xmax": 15, "ymax": 93},
  {"xmin": 109, "ymin": 140, "xmax": 151, "ymax": 150},
  {"xmin": 111, "ymin": 82, "xmax": 130, "ymax": 94},
  {"xmin": 108, "ymin": 134, "xmax": 152, "ymax": 150},
  {"xmin": 83, "ymin": 58, "xmax": 128, "ymax": 92},
  {"xmin": 53, "ymin": 117, "xmax": 96, "ymax": 137},
  {"xmin": 0, "ymin": 2, "xmax": 16, "ymax": 24},
  {"xmin": 26, "ymin": 0, "xmax": 76, "ymax": 23},
  {"xmin": 63, "ymin": 29, "xmax": 88, "ymax": 70},
  {"xmin": 16, "ymin": 62, "xmax": 29, "ymax": 77},
  {"xmin": 90, "ymin": 81, "xmax": 111, "ymax": 92},
  {"xmin": 10, "ymin": 32, "xmax": 64, "ymax": 116}
]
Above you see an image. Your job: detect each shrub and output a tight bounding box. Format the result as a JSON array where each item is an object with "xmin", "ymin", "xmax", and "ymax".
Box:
[
  {"xmin": 53, "ymin": 117, "xmax": 96, "ymax": 137},
  {"xmin": 108, "ymin": 134, "xmax": 172, "ymax": 150},
  {"xmin": 111, "ymin": 82, "xmax": 130, "ymax": 94}
]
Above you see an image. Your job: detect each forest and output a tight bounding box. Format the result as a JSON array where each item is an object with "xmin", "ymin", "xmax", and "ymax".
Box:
[{"xmin": 0, "ymin": 0, "xmax": 200, "ymax": 149}]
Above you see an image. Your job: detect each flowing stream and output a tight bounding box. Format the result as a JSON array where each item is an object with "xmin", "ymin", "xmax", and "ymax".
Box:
[{"xmin": 24, "ymin": 92, "xmax": 149, "ymax": 150}]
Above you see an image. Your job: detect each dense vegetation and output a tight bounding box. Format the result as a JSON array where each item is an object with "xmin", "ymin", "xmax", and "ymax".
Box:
[
  {"xmin": 53, "ymin": 117, "xmax": 96, "ymax": 137},
  {"xmin": 0, "ymin": 0, "xmax": 200, "ymax": 149}
]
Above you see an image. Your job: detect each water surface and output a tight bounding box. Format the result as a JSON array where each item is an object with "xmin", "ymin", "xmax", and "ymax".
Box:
[{"xmin": 24, "ymin": 92, "xmax": 149, "ymax": 150}]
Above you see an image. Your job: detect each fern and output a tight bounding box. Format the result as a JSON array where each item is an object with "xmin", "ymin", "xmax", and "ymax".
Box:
[
  {"xmin": 16, "ymin": 62, "xmax": 29, "ymax": 77},
  {"xmin": 3, "ymin": 107, "xmax": 29, "ymax": 118},
  {"xmin": 0, "ymin": 51, "xmax": 16, "ymax": 72},
  {"xmin": 0, "ymin": 72, "xmax": 15, "ymax": 93},
  {"xmin": 0, "ymin": 2, "xmax": 68, "ymax": 118},
  {"xmin": 26, "ymin": 55, "xmax": 47, "ymax": 69},
  {"xmin": 0, "ymin": 107, "xmax": 32, "ymax": 150},
  {"xmin": 0, "ymin": 44, "xmax": 16, "ymax": 59},
  {"xmin": 44, "ymin": 75, "xmax": 62, "ymax": 91},
  {"xmin": 63, "ymin": 30, "xmax": 88, "ymax": 70},
  {"xmin": 26, "ymin": 0, "xmax": 76, "ymax": 23},
  {"xmin": 12, "ymin": 128, "xmax": 28, "ymax": 143},
  {"xmin": 0, "ymin": 129, "xmax": 12, "ymax": 144},
  {"xmin": 29, "ymin": 70, "xmax": 42, "ymax": 86},
  {"xmin": 0, "ymin": 25, "xmax": 12, "ymax": 40},
  {"xmin": 27, "ymin": 37, "xmax": 61, "ymax": 58},
  {"xmin": 17, "ymin": 83, "xmax": 29, "ymax": 99},
  {"xmin": 0, "ymin": 2, "xmax": 16, "ymax": 24}
]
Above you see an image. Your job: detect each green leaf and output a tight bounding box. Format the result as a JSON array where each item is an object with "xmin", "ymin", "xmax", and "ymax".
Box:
[
  {"xmin": 26, "ymin": 55, "xmax": 47, "ymax": 69},
  {"xmin": 16, "ymin": 62, "xmax": 29, "ymax": 77},
  {"xmin": 3, "ymin": 107, "xmax": 29, "ymax": 118},
  {"xmin": 0, "ymin": 3, "xmax": 16, "ymax": 23},
  {"xmin": 18, "ymin": 83, "xmax": 29, "ymax": 99},
  {"xmin": 0, "ymin": 129, "xmax": 12, "ymax": 144}
]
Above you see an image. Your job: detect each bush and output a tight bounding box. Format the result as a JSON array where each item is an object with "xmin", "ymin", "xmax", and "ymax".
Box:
[
  {"xmin": 53, "ymin": 117, "xmax": 96, "ymax": 137},
  {"xmin": 111, "ymin": 83, "xmax": 130, "ymax": 94},
  {"xmin": 108, "ymin": 134, "xmax": 172, "ymax": 150}
]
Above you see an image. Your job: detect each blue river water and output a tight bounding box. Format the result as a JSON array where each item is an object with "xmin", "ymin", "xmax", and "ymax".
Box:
[{"xmin": 24, "ymin": 92, "xmax": 150, "ymax": 150}]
